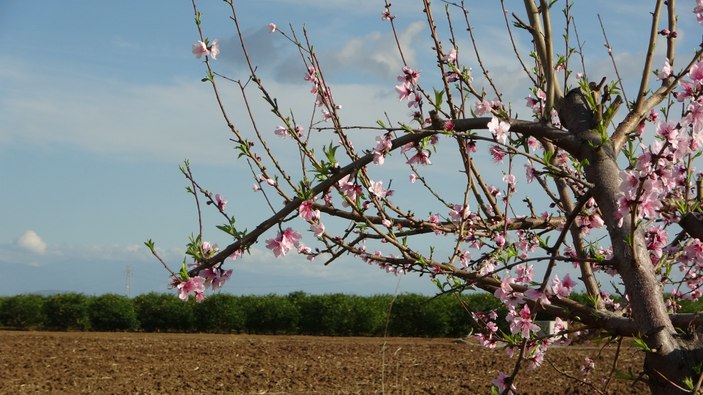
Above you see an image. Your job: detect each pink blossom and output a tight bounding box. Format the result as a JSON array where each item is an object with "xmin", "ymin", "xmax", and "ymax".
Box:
[
  {"xmin": 449, "ymin": 204, "xmax": 469, "ymax": 222},
  {"xmin": 508, "ymin": 304, "xmax": 540, "ymax": 338},
  {"xmin": 524, "ymin": 288, "xmax": 551, "ymax": 306},
  {"xmin": 268, "ymin": 23, "xmax": 277, "ymax": 33},
  {"xmin": 487, "ymin": 116, "xmax": 510, "ymax": 144},
  {"xmin": 492, "ymin": 372, "xmax": 516, "ymax": 394},
  {"xmin": 639, "ymin": 191, "xmax": 663, "ymax": 219},
  {"xmin": 494, "ymin": 276, "xmax": 523, "ymax": 308},
  {"xmin": 428, "ymin": 213, "xmax": 441, "ymax": 225},
  {"xmin": 381, "ymin": 7, "xmax": 392, "ymax": 20},
  {"xmin": 685, "ymin": 100, "xmax": 703, "ymax": 134},
  {"xmin": 265, "ymin": 237, "xmax": 287, "ymax": 257},
  {"xmin": 516, "ymin": 264, "xmax": 534, "ymax": 283},
  {"xmin": 696, "ymin": 0, "xmax": 703, "ymax": 24},
  {"xmin": 215, "ymin": 194, "xmax": 227, "ymax": 211},
  {"xmin": 208, "ymin": 40, "xmax": 219, "ymax": 60},
  {"xmin": 550, "ymin": 108, "xmax": 562, "ymax": 127},
  {"xmin": 503, "ymin": 174, "xmax": 516, "ymax": 187},
  {"xmin": 525, "ymin": 163, "xmax": 536, "ymax": 183},
  {"xmin": 406, "ymin": 150, "xmax": 431, "ymax": 165},
  {"xmin": 489, "ymin": 145, "xmax": 506, "ymax": 162},
  {"xmin": 657, "ymin": 120, "xmax": 679, "ymax": 143},
  {"xmin": 298, "ymin": 200, "xmax": 320, "ymax": 221},
  {"xmin": 474, "ymin": 99, "xmax": 493, "ymax": 116},
  {"xmin": 368, "ymin": 180, "xmax": 385, "ymax": 198},
  {"xmin": 397, "ymin": 66, "xmax": 420, "ymax": 84},
  {"xmin": 691, "ymin": 60, "xmax": 703, "ymax": 85},
  {"xmin": 443, "ymin": 48, "xmax": 457, "ymax": 64},
  {"xmin": 281, "ymin": 228, "xmax": 302, "ymax": 247},
  {"xmin": 258, "ymin": 174, "xmax": 276, "ymax": 186},
  {"xmin": 407, "ymin": 93, "xmax": 422, "ymax": 108},
  {"xmin": 265, "ymin": 228, "xmax": 302, "ymax": 257},
  {"xmin": 304, "ymin": 66, "xmax": 318, "ymax": 84},
  {"xmin": 526, "ymin": 136, "xmax": 540, "ymax": 151},
  {"xmin": 552, "ymin": 274, "xmax": 576, "ymax": 298},
  {"xmin": 658, "ymin": 60, "xmax": 673, "ymax": 80},
  {"xmin": 338, "ymin": 175, "xmax": 361, "ymax": 205},
  {"xmin": 311, "ymin": 222, "xmax": 325, "ymax": 237},
  {"xmin": 373, "ymin": 134, "xmax": 392, "ymax": 165},
  {"xmin": 192, "ymin": 41, "xmax": 209, "ymax": 58},
  {"xmin": 494, "ymin": 232, "xmax": 506, "ymax": 247},
  {"xmin": 177, "ymin": 276, "xmax": 206, "ymax": 302},
  {"xmin": 202, "ymin": 241, "xmax": 217, "ymax": 256},
  {"xmin": 200, "ymin": 267, "xmax": 232, "ymax": 291},
  {"xmin": 395, "ymin": 82, "xmax": 413, "ymax": 101},
  {"xmin": 409, "ymin": 173, "xmax": 418, "ymax": 183}
]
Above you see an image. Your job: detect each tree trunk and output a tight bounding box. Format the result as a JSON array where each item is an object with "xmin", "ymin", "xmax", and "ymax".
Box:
[
  {"xmin": 644, "ymin": 337, "xmax": 703, "ymax": 394},
  {"xmin": 566, "ymin": 104, "xmax": 703, "ymax": 392}
]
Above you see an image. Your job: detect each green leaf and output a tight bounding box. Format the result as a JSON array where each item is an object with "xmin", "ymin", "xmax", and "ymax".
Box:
[
  {"xmin": 179, "ymin": 260, "xmax": 189, "ymax": 281},
  {"xmin": 630, "ymin": 335, "xmax": 651, "ymax": 352},
  {"xmin": 433, "ymin": 88, "xmax": 445, "ymax": 111}
]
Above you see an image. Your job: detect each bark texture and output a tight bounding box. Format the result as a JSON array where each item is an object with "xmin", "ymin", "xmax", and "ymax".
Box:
[{"xmin": 560, "ymin": 94, "xmax": 703, "ymax": 394}]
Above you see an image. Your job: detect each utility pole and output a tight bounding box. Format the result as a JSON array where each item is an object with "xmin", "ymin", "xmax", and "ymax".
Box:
[{"xmin": 125, "ymin": 264, "xmax": 132, "ymax": 298}]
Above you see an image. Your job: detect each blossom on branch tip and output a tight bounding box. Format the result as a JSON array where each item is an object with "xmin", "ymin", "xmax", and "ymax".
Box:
[
  {"xmin": 381, "ymin": 7, "xmax": 392, "ymax": 20},
  {"xmin": 268, "ymin": 23, "xmax": 277, "ymax": 33},
  {"xmin": 215, "ymin": 194, "xmax": 227, "ymax": 211}
]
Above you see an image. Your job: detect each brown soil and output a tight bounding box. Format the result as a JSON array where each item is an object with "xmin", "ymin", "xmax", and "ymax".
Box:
[{"xmin": 0, "ymin": 331, "xmax": 649, "ymax": 394}]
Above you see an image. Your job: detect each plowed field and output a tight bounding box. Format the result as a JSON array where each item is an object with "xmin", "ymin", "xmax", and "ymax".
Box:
[{"xmin": 0, "ymin": 331, "xmax": 649, "ymax": 394}]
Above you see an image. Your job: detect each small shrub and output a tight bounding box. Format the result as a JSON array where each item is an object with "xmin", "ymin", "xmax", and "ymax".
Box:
[
  {"xmin": 44, "ymin": 293, "xmax": 91, "ymax": 331},
  {"xmin": 242, "ymin": 294, "xmax": 299, "ymax": 334},
  {"xmin": 194, "ymin": 293, "xmax": 245, "ymax": 333},
  {"xmin": 88, "ymin": 294, "xmax": 138, "ymax": 331},
  {"xmin": 387, "ymin": 293, "xmax": 449, "ymax": 337},
  {"xmin": 0, "ymin": 294, "xmax": 46, "ymax": 329},
  {"xmin": 134, "ymin": 292, "xmax": 196, "ymax": 332}
]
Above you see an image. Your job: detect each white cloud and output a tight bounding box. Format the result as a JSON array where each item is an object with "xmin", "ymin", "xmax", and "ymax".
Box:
[
  {"xmin": 0, "ymin": 56, "xmax": 414, "ymax": 167},
  {"xmin": 16, "ymin": 230, "xmax": 47, "ymax": 255},
  {"xmin": 331, "ymin": 21, "xmax": 425, "ymax": 79}
]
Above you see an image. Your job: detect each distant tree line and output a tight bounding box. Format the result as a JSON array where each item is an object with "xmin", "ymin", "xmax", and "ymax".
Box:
[{"xmin": 2, "ymin": 291, "xmax": 693, "ymax": 337}]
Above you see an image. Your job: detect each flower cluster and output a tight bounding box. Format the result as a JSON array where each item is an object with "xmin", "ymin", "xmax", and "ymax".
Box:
[
  {"xmin": 487, "ymin": 116, "xmax": 511, "ymax": 144},
  {"xmin": 192, "ymin": 40, "xmax": 219, "ymax": 60},
  {"xmin": 265, "ymin": 228, "xmax": 303, "ymax": 257},
  {"xmin": 395, "ymin": 66, "xmax": 422, "ymax": 108},
  {"xmin": 372, "ymin": 134, "xmax": 393, "ymax": 165}
]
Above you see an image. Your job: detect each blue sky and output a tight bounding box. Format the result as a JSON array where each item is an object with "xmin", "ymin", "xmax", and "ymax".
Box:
[{"xmin": 1, "ymin": 1, "xmax": 699, "ymax": 296}]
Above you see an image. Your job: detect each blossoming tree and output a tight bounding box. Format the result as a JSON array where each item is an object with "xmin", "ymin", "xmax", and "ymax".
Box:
[{"xmin": 147, "ymin": 0, "xmax": 703, "ymax": 393}]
